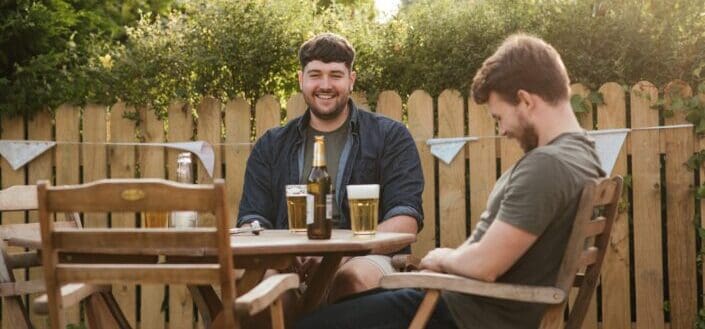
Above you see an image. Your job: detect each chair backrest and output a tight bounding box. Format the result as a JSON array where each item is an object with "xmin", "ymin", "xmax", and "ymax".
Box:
[
  {"xmin": 37, "ymin": 178, "xmax": 238, "ymax": 329},
  {"xmin": 540, "ymin": 176, "xmax": 623, "ymax": 329}
]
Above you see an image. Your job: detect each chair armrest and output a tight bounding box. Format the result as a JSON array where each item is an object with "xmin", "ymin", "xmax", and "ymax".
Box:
[
  {"xmin": 380, "ymin": 272, "xmax": 566, "ymax": 305},
  {"xmin": 235, "ymin": 273, "xmax": 299, "ymax": 316},
  {"xmin": 33, "ymin": 284, "xmax": 111, "ymax": 314}
]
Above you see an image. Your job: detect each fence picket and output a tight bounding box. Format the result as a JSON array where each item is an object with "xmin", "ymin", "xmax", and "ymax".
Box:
[
  {"xmin": 286, "ymin": 93, "xmax": 307, "ymax": 121},
  {"xmin": 662, "ymin": 81, "xmax": 697, "ymax": 329},
  {"xmin": 437, "ymin": 89, "xmax": 466, "ymax": 247},
  {"xmin": 139, "ymin": 108, "xmax": 167, "ymax": 329},
  {"xmin": 631, "ymin": 81, "xmax": 665, "ymax": 329},
  {"xmin": 54, "ymin": 104, "xmax": 82, "ymax": 325},
  {"xmin": 467, "ymin": 98, "xmax": 496, "ymax": 232},
  {"xmin": 597, "ymin": 82, "xmax": 630, "ymax": 329},
  {"xmin": 27, "ymin": 110, "xmax": 53, "ymax": 328},
  {"xmin": 108, "ymin": 102, "xmax": 138, "ymax": 327},
  {"xmin": 82, "ymin": 104, "xmax": 109, "ymax": 227},
  {"xmin": 376, "ymin": 91, "xmax": 402, "ymax": 121},
  {"xmin": 407, "ymin": 90, "xmax": 435, "ymax": 256},
  {"xmin": 225, "ymin": 97, "xmax": 252, "ymax": 224},
  {"xmin": 255, "ymin": 95, "xmax": 281, "ymax": 139},
  {"xmin": 167, "ymin": 101, "xmax": 196, "ymax": 329},
  {"xmin": 1, "ymin": 114, "xmax": 27, "ymax": 329},
  {"xmin": 196, "ymin": 96, "xmax": 223, "ymax": 228}
]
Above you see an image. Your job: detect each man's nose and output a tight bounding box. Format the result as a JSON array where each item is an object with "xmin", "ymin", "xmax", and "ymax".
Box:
[{"xmin": 319, "ymin": 76, "xmax": 331, "ymax": 89}]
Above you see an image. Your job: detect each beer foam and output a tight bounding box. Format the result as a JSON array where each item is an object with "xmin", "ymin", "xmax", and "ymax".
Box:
[{"xmin": 347, "ymin": 184, "xmax": 379, "ymax": 199}]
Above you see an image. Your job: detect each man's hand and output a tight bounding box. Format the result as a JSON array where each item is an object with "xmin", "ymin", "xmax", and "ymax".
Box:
[{"xmin": 418, "ymin": 248, "xmax": 454, "ymax": 273}]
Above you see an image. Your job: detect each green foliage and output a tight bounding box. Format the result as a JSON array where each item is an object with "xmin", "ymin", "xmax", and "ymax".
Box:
[
  {"xmin": 3, "ymin": 0, "xmax": 705, "ymax": 117},
  {"xmin": 0, "ymin": 0, "xmax": 176, "ymax": 117}
]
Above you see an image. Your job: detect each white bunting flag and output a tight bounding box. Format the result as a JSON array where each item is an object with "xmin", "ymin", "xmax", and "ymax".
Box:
[
  {"xmin": 426, "ymin": 137, "xmax": 479, "ymax": 165},
  {"xmin": 0, "ymin": 140, "xmax": 56, "ymax": 171},
  {"xmin": 587, "ymin": 128, "xmax": 629, "ymax": 175}
]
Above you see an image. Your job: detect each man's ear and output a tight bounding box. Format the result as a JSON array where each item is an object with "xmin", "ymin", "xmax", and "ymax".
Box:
[
  {"xmin": 350, "ymin": 70, "xmax": 357, "ymax": 91},
  {"xmin": 516, "ymin": 90, "xmax": 535, "ymax": 111},
  {"xmin": 297, "ymin": 70, "xmax": 303, "ymax": 90}
]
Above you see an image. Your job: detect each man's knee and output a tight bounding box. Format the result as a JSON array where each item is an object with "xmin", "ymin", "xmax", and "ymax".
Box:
[{"xmin": 328, "ymin": 256, "xmax": 391, "ymax": 303}]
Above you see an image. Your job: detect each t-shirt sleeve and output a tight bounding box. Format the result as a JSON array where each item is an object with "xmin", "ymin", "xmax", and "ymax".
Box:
[{"xmin": 496, "ymin": 152, "xmax": 570, "ymax": 236}]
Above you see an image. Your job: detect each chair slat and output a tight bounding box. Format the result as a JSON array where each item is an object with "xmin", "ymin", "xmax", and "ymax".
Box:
[
  {"xmin": 46, "ymin": 179, "xmax": 216, "ymax": 212},
  {"xmin": 578, "ymin": 247, "xmax": 598, "ymax": 267},
  {"xmin": 53, "ymin": 229, "xmax": 219, "ymax": 255},
  {"xmin": 583, "ymin": 217, "xmax": 606, "ymax": 238},
  {"xmin": 0, "ymin": 185, "xmax": 37, "ymax": 211},
  {"xmin": 56, "ymin": 264, "xmax": 222, "ymax": 285},
  {"xmin": 592, "ymin": 178, "xmax": 620, "ymax": 206}
]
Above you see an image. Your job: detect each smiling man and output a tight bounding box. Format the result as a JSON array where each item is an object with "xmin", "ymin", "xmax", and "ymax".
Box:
[{"xmin": 237, "ymin": 33, "xmax": 424, "ymax": 305}]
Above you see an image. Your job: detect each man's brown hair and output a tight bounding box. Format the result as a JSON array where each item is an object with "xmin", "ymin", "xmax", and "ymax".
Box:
[
  {"xmin": 471, "ymin": 34, "xmax": 570, "ymax": 105},
  {"xmin": 299, "ymin": 33, "xmax": 356, "ymax": 70}
]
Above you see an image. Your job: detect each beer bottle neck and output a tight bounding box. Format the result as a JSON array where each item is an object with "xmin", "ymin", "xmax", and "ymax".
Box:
[{"xmin": 312, "ymin": 140, "xmax": 326, "ymax": 167}]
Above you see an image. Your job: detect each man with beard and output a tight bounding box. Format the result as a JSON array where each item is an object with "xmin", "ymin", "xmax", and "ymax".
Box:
[
  {"xmin": 295, "ymin": 34, "xmax": 605, "ymax": 329},
  {"xmin": 237, "ymin": 33, "xmax": 424, "ymax": 304}
]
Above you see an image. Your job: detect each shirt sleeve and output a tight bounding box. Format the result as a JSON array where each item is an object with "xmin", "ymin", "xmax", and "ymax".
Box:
[
  {"xmin": 380, "ymin": 121, "xmax": 425, "ymax": 231},
  {"xmin": 496, "ymin": 152, "xmax": 570, "ymax": 236},
  {"xmin": 237, "ymin": 133, "xmax": 275, "ymax": 229}
]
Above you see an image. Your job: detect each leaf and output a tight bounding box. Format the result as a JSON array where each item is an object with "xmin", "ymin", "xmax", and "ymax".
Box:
[
  {"xmin": 696, "ymin": 185, "xmax": 705, "ymax": 200},
  {"xmin": 663, "ymin": 109, "xmax": 675, "ymax": 118},
  {"xmin": 588, "ymin": 91, "xmax": 605, "ymax": 106},
  {"xmin": 670, "ymin": 97, "xmax": 685, "ymax": 111},
  {"xmin": 570, "ymin": 94, "xmax": 588, "ymax": 113},
  {"xmin": 686, "ymin": 110, "xmax": 701, "ymax": 125}
]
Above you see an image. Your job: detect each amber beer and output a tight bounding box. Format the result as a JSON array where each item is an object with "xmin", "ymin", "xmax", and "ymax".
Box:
[
  {"xmin": 347, "ymin": 184, "xmax": 379, "ymax": 235},
  {"xmin": 286, "ymin": 185, "xmax": 309, "ymax": 232},
  {"xmin": 143, "ymin": 211, "xmax": 168, "ymax": 228},
  {"xmin": 307, "ymin": 136, "xmax": 332, "ymax": 240}
]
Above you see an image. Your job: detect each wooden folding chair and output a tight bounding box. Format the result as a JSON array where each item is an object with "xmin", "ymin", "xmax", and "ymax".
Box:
[
  {"xmin": 380, "ymin": 176, "xmax": 623, "ymax": 329},
  {"xmin": 0, "ymin": 184, "xmax": 129, "ymax": 329},
  {"xmin": 35, "ymin": 178, "xmax": 298, "ymax": 329}
]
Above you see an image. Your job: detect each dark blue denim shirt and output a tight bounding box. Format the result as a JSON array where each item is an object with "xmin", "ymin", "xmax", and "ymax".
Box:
[{"xmin": 237, "ymin": 100, "xmax": 424, "ymax": 232}]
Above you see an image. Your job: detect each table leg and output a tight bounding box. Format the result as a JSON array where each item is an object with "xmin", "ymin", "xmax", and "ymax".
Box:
[
  {"xmin": 237, "ymin": 269, "xmax": 266, "ymax": 294},
  {"xmin": 299, "ymin": 254, "xmax": 343, "ymax": 314}
]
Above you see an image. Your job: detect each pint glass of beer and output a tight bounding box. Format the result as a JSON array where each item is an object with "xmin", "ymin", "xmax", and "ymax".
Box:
[
  {"xmin": 286, "ymin": 185, "xmax": 308, "ymax": 232},
  {"xmin": 143, "ymin": 211, "xmax": 168, "ymax": 228},
  {"xmin": 346, "ymin": 184, "xmax": 379, "ymax": 235}
]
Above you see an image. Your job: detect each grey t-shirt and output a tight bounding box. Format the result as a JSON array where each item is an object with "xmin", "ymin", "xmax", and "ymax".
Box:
[
  {"xmin": 301, "ymin": 116, "xmax": 350, "ymax": 223},
  {"xmin": 443, "ymin": 132, "xmax": 605, "ymax": 329}
]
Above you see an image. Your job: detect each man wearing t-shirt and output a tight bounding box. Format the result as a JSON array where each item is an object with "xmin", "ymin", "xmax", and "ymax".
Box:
[{"xmin": 296, "ymin": 34, "xmax": 605, "ymax": 329}]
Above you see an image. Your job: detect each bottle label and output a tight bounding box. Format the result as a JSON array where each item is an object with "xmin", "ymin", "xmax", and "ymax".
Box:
[
  {"xmin": 306, "ymin": 194, "xmax": 314, "ymax": 224},
  {"xmin": 326, "ymin": 193, "xmax": 333, "ymax": 220}
]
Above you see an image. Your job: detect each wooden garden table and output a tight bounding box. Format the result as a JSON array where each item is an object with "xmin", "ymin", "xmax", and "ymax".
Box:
[{"xmin": 8, "ymin": 229, "xmax": 415, "ymax": 328}]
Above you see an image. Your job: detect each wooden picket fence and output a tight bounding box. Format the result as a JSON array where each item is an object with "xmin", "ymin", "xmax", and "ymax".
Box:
[{"xmin": 0, "ymin": 80, "xmax": 702, "ymax": 328}]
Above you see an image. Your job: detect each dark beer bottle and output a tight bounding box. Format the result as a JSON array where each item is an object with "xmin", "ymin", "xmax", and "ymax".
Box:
[{"xmin": 307, "ymin": 135, "xmax": 332, "ymax": 239}]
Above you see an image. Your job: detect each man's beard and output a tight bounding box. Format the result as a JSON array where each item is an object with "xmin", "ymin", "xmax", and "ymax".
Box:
[
  {"xmin": 304, "ymin": 90, "xmax": 349, "ymax": 121},
  {"xmin": 517, "ymin": 121, "xmax": 539, "ymax": 153}
]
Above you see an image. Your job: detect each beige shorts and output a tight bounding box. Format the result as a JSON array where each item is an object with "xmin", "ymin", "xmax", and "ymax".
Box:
[{"xmin": 348, "ymin": 254, "xmax": 395, "ymax": 275}]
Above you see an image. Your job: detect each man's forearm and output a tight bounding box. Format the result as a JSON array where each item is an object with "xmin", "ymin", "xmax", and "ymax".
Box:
[{"xmin": 372, "ymin": 215, "xmax": 418, "ymax": 254}]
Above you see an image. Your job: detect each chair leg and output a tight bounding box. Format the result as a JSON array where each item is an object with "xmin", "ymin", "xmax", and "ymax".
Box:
[
  {"xmin": 269, "ymin": 298, "xmax": 286, "ymax": 329},
  {"xmin": 409, "ymin": 290, "xmax": 440, "ymax": 329},
  {"xmin": 2, "ymin": 296, "xmax": 32, "ymax": 329},
  {"xmin": 84, "ymin": 292, "xmax": 132, "ymax": 329}
]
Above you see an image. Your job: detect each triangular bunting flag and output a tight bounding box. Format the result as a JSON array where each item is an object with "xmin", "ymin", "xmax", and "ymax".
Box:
[
  {"xmin": 587, "ymin": 128, "xmax": 629, "ymax": 175},
  {"xmin": 0, "ymin": 140, "xmax": 56, "ymax": 171},
  {"xmin": 167, "ymin": 141, "xmax": 216, "ymax": 178},
  {"xmin": 427, "ymin": 137, "xmax": 479, "ymax": 165}
]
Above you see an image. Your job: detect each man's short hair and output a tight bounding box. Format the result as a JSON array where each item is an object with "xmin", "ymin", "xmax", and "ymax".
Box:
[
  {"xmin": 471, "ymin": 34, "xmax": 570, "ymax": 105},
  {"xmin": 299, "ymin": 33, "xmax": 356, "ymax": 70}
]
